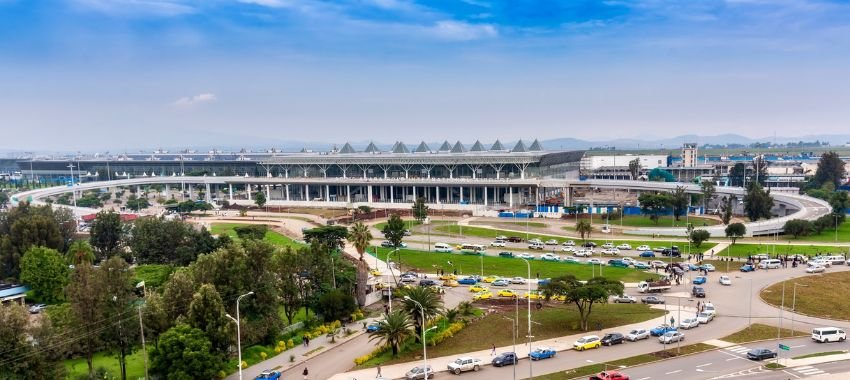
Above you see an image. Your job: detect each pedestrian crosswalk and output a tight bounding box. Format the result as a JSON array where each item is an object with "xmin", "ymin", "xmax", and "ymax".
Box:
[
  {"xmin": 725, "ymin": 345, "xmax": 751, "ymax": 355},
  {"xmin": 793, "ymin": 365, "xmax": 827, "ymax": 376}
]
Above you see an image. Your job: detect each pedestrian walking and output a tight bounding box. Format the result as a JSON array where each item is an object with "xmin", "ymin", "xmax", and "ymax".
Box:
[
  {"xmin": 377, "ymin": 364, "xmax": 382, "ymax": 378},
  {"xmin": 302, "ymin": 336, "xmax": 307, "ymax": 347},
  {"xmin": 491, "ymin": 344, "xmax": 496, "ymax": 356},
  {"xmin": 302, "ymin": 367, "xmax": 309, "ymax": 380},
  {"xmin": 305, "ymin": 336, "xmax": 310, "ymax": 347}
]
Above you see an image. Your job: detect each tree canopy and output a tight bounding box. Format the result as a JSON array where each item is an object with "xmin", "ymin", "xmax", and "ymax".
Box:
[
  {"xmin": 150, "ymin": 324, "xmax": 223, "ymax": 380},
  {"xmin": 743, "ymin": 183, "xmax": 774, "ymax": 221},
  {"xmin": 540, "ymin": 275, "xmax": 624, "ymax": 331},
  {"xmin": 411, "ymin": 197, "xmax": 429, "ymax": 222},
  {"xmin": 724, "ymin": 222, "xmax": 746, "ymax": 244},
  {"xmin": 89, "ymin": 211, "xmax": 125, "ymax": 261},
  {"xmin": 20, "ymin": 246, "xmax": 68, "ymax": 303},
  {"xmin": 689, "ymin": 229, "xmax": 711, "ymax": 248},
  {"xmin": 382, "ymin": 214, "xmax": 406, "ymax": 249},
  {"xmin": 814, "ymin": 151, "xmax": 846, "ymax": 188},
  {"xmin": 647, "ymin": 168, "xmax": 675, "ymax": 182},
  {"xmin": 638, "ymin": 193, "xmax": 670, "ymax": 225},
  {"xmin": 303, "ymin": 225, "xmax": 349, "ymax": 251}
]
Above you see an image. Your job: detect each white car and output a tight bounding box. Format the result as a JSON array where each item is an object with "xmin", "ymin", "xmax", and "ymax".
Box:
[
  {"xmin": 811, "ymin": 259, "xmax": 831, "ymax": 267},
  {"xmin": 518, "ymin": 253, "xmax": 536, "ymax": 259},
  {"xmin": 601, "ymin": 248, "xmax": 620, "ymax": 256},
  {"xmin": 562, "ymin": 240, "xmax": 576, "ymax": 247},
  {"xmin": 540, "ymin": 253, "xmax": 560, "ymax": 261},
  {"xmin": 510, "ymin": 277, "xmax": 527, "ymax": 284},
  {"xmin": 719, "ymin": 275, "xmax": 732, "ymax": 285},
  {"xmin": 575, "ymin": 249, "xmax": 593, "ymax": 257},
  {"xmin": 650, "ymin": 260, "xmax": 666, "ymax": 268},
  {"xmin": 529, "ymin": 238, "xmax": 543, "ymax": 244},
  {"xmin": 612, "ymin": 294, "xmax": 637, "ymax": 303},
  {"xmin": 679, "ymin": 318, "xmax": 700, "ymax": 329},
  {"xmin": 587, "ymin": 258, "xmax": 603, "ymax": 265},
  {"xmin": 806, "ymin": 265, "xmax": 826, "ymax": 273},
  {"xmin": 528, "ymin": 242, "xmax": 545, "ymax": 250},
  {"xmin": 697, "ymin": 312, "xmax": 714, "ymax": 324},
  {"xmin": 621, "ymin": 257, "xmax": 636, "ymax": 265},
  {"xmin": 545, "ymin": 239, "xmax": 559, "ymax": 245},
  {"xmin": 561, "ymin": 256, "xmax": 582, "ymax": 264},
  {"xmin": 495, "ymin": 235, "xmax": 508, "ymax": 240},
  {"xmin": 601, "ymin": 242, "xmax": 615, "ymax": 249},
  {"xmin": 637, "ymin": 245, "xmax": 651, "ymax": 251},
  {"xmin": 659, "ymin": 331, "xmax": 685, "ymax": 344},
  {"xmin": 617, "ymin": 243, "xmax": 632, "ymax": 250},
  {"xmin": 702, "ymin": 263, "xmax": 716, "ymax": 272},
  {"xmin": 626, "ymin": 329, "xmax": 650, "ymax": 341},
  {"xmin": 447, "ymin": 357, "xmax": 483, "ymax": 374},
  {"xmin": 703, "ymin": 302, "xmax": 717, "ymax": 315},
  {"xmin": 561, "ymin": 246, "xmax": 576, "ymax": 253},
  {"xmin": 490, "ymin": 240, "xmax": 506, "ymax": 247}
]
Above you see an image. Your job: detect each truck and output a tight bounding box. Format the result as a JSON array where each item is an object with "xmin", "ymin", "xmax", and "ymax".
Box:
[
  {"xmin": 636, "ymin": 278, "xmax": 671, "ymax": 293},
  {"xmin": 447, "ymin": 357, "xmax": 483, "ymax": 374}
]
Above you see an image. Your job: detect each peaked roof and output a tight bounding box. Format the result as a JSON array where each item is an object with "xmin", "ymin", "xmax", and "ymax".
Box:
[
  {"xmin": 339, "ymin": 143, "xmax": 356, "ymax": 154},
  {"xmin": 392, "ymin": 141, "xmax": 410, "ymax": 154},
  {"xmin": 528, "ymin": 139, "xmax": 544, "ymax": 151},
  {"xmin": 512, "ymin": 140, "xmax": 528, "ymax": 152},
  {"xmin": 469, "ymin": 140, "xmax": 486, "ymax": 152},
  {"xmin": 438, "ymin": 140, "xmax": 452, "ymax": 152},
  {"xmin": 364, "ymin": 142, "xmax": 380, "ymax": 153},
  {"xmin": 490, "ymin": 140, "xmax": 506, "ymax": 151},
  {"xmin": 414, "ymin": 141, "xmax": 431, "ymax": 153},
  {"xmin": 450, "ymin": 141, "xmax": 466, "ymax": 153}
]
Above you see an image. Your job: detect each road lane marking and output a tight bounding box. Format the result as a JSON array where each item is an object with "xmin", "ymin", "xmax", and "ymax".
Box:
[
  {"xmin": 696, "ymin": 363, "xmax": 713, "ymax": 368},
  {"xmin": 665, "ymin": 370, "xmax": 682, "ymax": 375},
  {"xmin": 781, "ymin": 369, "xmax": 801, "ymax": 379},
  {"xmin": 637, "ymin": 377, "xmax": 651, "ymax": 380},
  {"xmin": 789, "ymin": 344, "xmax": 806, "ymax": 348}
]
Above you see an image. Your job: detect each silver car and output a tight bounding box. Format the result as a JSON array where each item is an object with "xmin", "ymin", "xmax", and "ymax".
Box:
[
  {"xmin": 626, "ymin": 329, "xmax": 650, "ymax": 341},
  {"xmin": 659, "ymin": 331, "xmax": 685, "ymax": 344},
  {"xmin": 405, "ymin": 365, "xmax": 433, "ymax": 380}
]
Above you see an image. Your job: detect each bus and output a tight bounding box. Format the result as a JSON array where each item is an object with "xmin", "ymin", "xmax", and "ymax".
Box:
[{"xmin": 458, "ymin": 244, "xmax": 486, "ymax": 255}]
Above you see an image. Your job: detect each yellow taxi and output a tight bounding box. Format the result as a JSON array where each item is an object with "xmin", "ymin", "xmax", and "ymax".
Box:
[
  {"xmin": 573, "ymin": 335, "xmax": 602, "ymax": 351},
  {"xmin": 442, "ymin": 279, "xmax": 459, "ymax": 287},
  {"xmin": 551, "ymin": 294, "xmax": 566, "ymax": 302},
  {"xmin": 439, "ymin": 274, "xmax": 457, "ymax": 281},
  {"xmin": 370, "ymin": 269, "xmax": 382, "ymax": 276},
  {"xmin": 498, "ymin": 289, "xmax": 518, "ymax": 298},
  {"xmin": 524, "ymin": 290, "xmax": 543, "ymax": 300},
  {"xmin": 473, "ymin": 291, "xmax": 493, "ymax": 301},
  {"xmin": 469, "ymin": 285, "xmax": 489, "ymax": 293},
  {"xmin": 483, "ymin": 276, "xmax": 500, "ymax": 283}
]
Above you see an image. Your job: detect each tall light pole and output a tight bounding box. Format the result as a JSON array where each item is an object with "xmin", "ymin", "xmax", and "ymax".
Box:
[
  {"xmin": 503, "ymin": 315, "xmax": 517, "ymax": 380},
  {"xmin": 519, "ymin": 258, "xmax": 532, "ymax": 379},
  {"xmin": 67, "ymin": 163, "xmax": 77, "ymax": 208},
  {"xmin": 405, "ymin": 296, "xmax": 431, "ymax": 378},
  {"xmin": 790, "ymin": 283, "xmax": 808, "ymax": 334},
  {"xmin": 226, "ymin": 291, "xmax": 254, "ymax": 380}
]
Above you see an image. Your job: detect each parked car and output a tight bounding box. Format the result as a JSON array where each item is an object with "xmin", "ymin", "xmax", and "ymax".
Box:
[
  {"xmin": 492, "ymin": 352, "xmax": 518, "ymax": 367},
  {"xmin": 497, "ymin": 289, "xmax": 518, "ymax": 298},
  {"xmin": 601, "ymin": 333, "xmax": 625, "ymax": 346},
  {"xmin": 528, "ymin": 242, "xmax": 545, "ymax": 250},
  {"xmin": 692, "ymin": 286, "xmax": 706, "ymax": 298},
  {"xmin": 469, "ymin": 284, "xmax": 488, "ymax": 293},
  {"xmin": 626, "ymin": 329, "xmax": 650, "ymax": 341},
  {"xmin": 650, "ymin": 260, "xmax": 666, "ymax": 268},
  {"xmin": 401, "ymin": 274, "xmax": 417, "ymax": 283},
  {"xmin": 633, "ymin": 262, "xmax": 651, "ymax": 270},
  {"xmin": 602, "ymin": 242, "xmax": 615, "ymax": 249},
  {"xmin": 518, "ymin": 253, "xmax": 535, "ymax": 259},
  {"xmin": 617, "ymin": 243, "xmax": 633, "ymax": 250},
  {"xmin": 692, "ymin": 276, "xmax": 707, "ymax": 285},
  {"xmin": 255, "ymin": 370, "xmax": 281, "ymax": 380},
  {"xmin": 653, "ymin": 246, "xmax": 666, "ymax": 252},
  {"xmin": 562, "ymin": 256, "xmax": 582, "ymax": 264},
  {"xmin": 574, "ymin": 335, "xmax": 602, "ymax": 351},
  {"xmin": 703, "ymin": 302, "xmax": 717, "ymax": 315},
  {"xmin": 366, "ymin": 323, "xmax": 381, "ymax": 332},
  {"xmin": 659, "ymin": 331, "xmax": 685, "ymax": 344},
  {"xmin": 529, "ymin": 347, "xmax": 557, "ymax": 360},
  {"xmin": 509, "ymin": 277, "xmax": 527, "ymax": 284},
  {"xmin": 473, "ymin": 291, "xmax": 493, "ymax": 301},
  {"xmin": 419, "ymin": 279, "xmax": 437, "ymax": 287},
  {"xmin": 491, "ymin": 240, "xmax": 507, "ymax": 247},
  {"xmin": 590, "ymin": 371, "xmax": 631, "ymax": 380},
  {"xmin": 524, "ymin": 290, "xmax": 543, "ymax": 300},
  {"xmin": 563, "ymin": 240, "xmax": 576, "ymax": 246},
  {"xmin": 636, "ymin": 245, "xmax": 651, "ymax": 251},
  {"xmin": 506, "ymin": 236, "xmax": 523, "ymax": 243},
  {"xmin": 719, "ymin": 275, "xmax": 732, "ymax": 285},
  {"xmin": 405, "ymin": 365, "xmax": 434, "ymax": 380},
  {"xmin": 702, "ymin": 264, "xmax": 716, "ymax": 272},
  {"xmin": 602, "ymin": 248, "xmax": 620, "ymax": 256},
  {"xmin": 443, "ymin": 279, "xmax": 459, "ymax": 287},
  {"xmin": 492, "ymin": 279, "xmax": 510, "ymax": 287},
  {"xmin": 697, "ymin": 312, "xmax": 714, "ymax": 324},
  {"xmin": 561, "ymin": 246, "xmax": 576, "ymax": 253},
  {"xmin": 483, "ymin": 276, "xmax": 500, "ymax": 283},
  {"xmin": 650, "ymin": 324, "xmax": 677, "ymax": 336},
  {"xmin": 575, "ymin": 249, "xmax": 593, "ymax": 257},
  {"xmin": 587, "ymin": 258, "xmax": 603, "ymax": 265},
  {"xmin": 28, "ymin": 304, "xmax": 47, "ymax": 314},
  {"xmin": 746, "ymin": 348, "xmax": 777, "ymax": 361},
  {"xmin": 740, "ymin": 264, "xmax": 755, "ymax": 272},
  {"xmin": 608, "ymin": 259, "xmax": 629, "ymax": 268},
  {"xmin": 642, "ymin": 296, "xmax": 665, "ymax": 305},
  {"xmin": 458, "ymin": 277, "xmax": 477, "ymax": 285},
  {"xmin": 806, "ymin": 265, "xmax": 826, "ymax": 273},
  {"xmin": 661, "ymin": 247, "xmax": 681, "ymax": 257},
  {"xmin": 382, "ymin": 241, "xmax": 408, "ymax": 248},
  {"xmin": 612, "ymin": 294, "xmax": 637, "ymax": 303},
  {"xmin": 495, "ymin": 235, "xmax": 508, "ymax": 240},
  {"xmin": 583, "ymin": 242, "xmax": 598, "ymax": 248},
  {"xmin": 447, "ymin": 357, "xmax": 483, "ymax": 374},
  {"xmin": 540, "ymin": 253, "xmax": 560, "ymax": 261},
  {"xmin": 545, "ymin": 239, "xmax": 559, "ymax": 245},
  {"xmin": 679, "ymin": 318, "xmax": 700, "ymax": 329}
]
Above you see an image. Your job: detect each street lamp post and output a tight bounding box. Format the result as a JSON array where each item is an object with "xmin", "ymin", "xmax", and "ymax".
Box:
[
  {"xmin": 791, "ymin": 283, "xmax": 809, "ymax": 334},
  {"xmin": 519, "ymin": 258, "xmax": 532, "ymax": 379},
  {"xmin": 503, "ymin": 315, "xmax": 517, "ymax": 380},
  {"xmin": 226, "ymin": 291, "xmax": 254, "ymax": 380},
  {"xmin": 405, "ymin": 297, "xmax": 432, "ymax": 379}
]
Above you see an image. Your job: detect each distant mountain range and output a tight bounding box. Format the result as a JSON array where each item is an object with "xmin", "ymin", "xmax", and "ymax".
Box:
[{"xmin": 541, "ymin": 134, "xmax": 850, "ymax": 151}]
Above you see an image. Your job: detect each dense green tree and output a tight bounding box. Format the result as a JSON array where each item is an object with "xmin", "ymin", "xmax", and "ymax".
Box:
[
  {"xmin": 689, "ymin": 229, "xmax": 711, "ymax": 248},
  {"xmin": 187, "ymin": 284, "xmax": 232, "ymax": 354},
  {"xmin": 813, "ymin": 215, "xmax": 834, "ymax": 235},
  {"xmin": 540, "ymin": 275, "xmax": 624, "ymax": 331},
  {"xmin": 638, "ymin": 193, "xmax": 671, "ymax": 225},
  {"xmin": 725, "ymin": 223, "xmax": 746, "ymax": 245},
  {"xmin": 367, "ymin": 311, "xmax": 414, "ymax": 357},
  {"xmin": 720, "ymin": 195, "xmax": 735, "ymax": 225},
  {"xmin": 647, "ymin": 168, "xmax": 675, "ymax": 182},
  {"xmin": 0, "ymin": 191, "xmax": 8, "ymax": 209},
  {"xmin": 303, "ymin": 225, "xmax": 349, "ymax": 251},
  {"xmin": 829, "ymin": 191, "xmax": 849, "ymax": 225},
  {"xmin": 89, "ymin": 211, "xmax": 125, "ymax": 261},
  {"xmin": 743, "ymin": 183, "xmax": 774, "ymax": 221},
  {"xmin": 150, "ymin": 324, "xmax": 223, "ymax": 380},
  {"xmin": 814, "ymin": 151, "xmax": 846, "ymax": 188},
  {"xmin": 100, "ymin": 257, "xmax": 138, "ymax": 380},
  {"xmin": 348, "ymin": 222, "xmax": 373, "ymax": 261},
  {"xmin": 382, "ymin": 214, "xmax": 406, "ymax": 249},
  {"xmin": 20, "ymin": 246, "xmax": 68, "ymax": 303},
  {"xmin": 399, "ymin": 286, "xmax": 443, "ymax": 342},
  {"xmin": 234, "ymin": 224, "xmax": 268, "ymax": 240},
  {"xmin": 254, "ymin": 190, "xmax": 267, "ymax": 208},
  {"xmin": 161, "ymin": 269, "xmax": 196, "ymax": 322},
  {"xmin": 783, "ymin": 219, "xmax": 813, "ymax": 238},
  {"xmin": 66, "ymin": 240, "xmax": 95, "ymax": 266},
  {"xmin": 316, "ymin": 289, "xmax": 358, "ymax": 322},
  {"xmin": 272, "ymin": 248, "xmax": 303, "ymax": 325},
  {"xmin": 0, "ymin": 202, "xmax": 65, "ymax": 279},
  {"xmin": 66, "ymin": 263, "xmax": 105, "ymax": 377},
  {"xmin": 750, "ymin": 156, "xmax": 769, "ymax": 187},
  {"xmin": 700, "ymin": 180, "xmax": 716, "ymax": 210},
  {"xmin": 142, "ymin": 291, "xmax": 172, "ymax": 348},
  {"xmin": 729, "ymin": 163, "xmax": 746, "ymax": 187},
  {"xmin": 130, "ymin": 217, "xmax": 219, "ymax": 265},
  {"xmin": 669, "ymin": 186, "xmax": 689, "ymax": 221},
  {"xmin": 411, "ymin": 197, "xmax": 429, "ymax": 222},
  {"xmin": 575, "ymin": 220, "xmax": 592, "ymax": 241},
  {"xmin": 628, "ymin": 158, "xmax": 641, "ymax": 179},
  {"xmin": 126, "ymin": 194, "xmax": 151, "ymax": 211},
  {"xmin": 0, "ymin": 303, "xmax": 65, "ymax": 379}
]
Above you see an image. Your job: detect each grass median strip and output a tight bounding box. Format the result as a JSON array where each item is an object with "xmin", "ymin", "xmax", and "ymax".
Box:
[
  {"xmin": 369, "ymin": 247, "xmax": 660, "ymax": 282},
  {"xmin": 209, "ymin": 222, "xmax": 304, "ymax": 249},
  {"xmin": 761, "ymin": 272, "xmax": 850, "ymax": 321},
  {"xmin": 792, "ymin": 351, "xmax": 846, "ymax": 360},
  {"xmin": 715, "ymin": 243, "xmax": 847, "ymax": 258},
  {"xmin": 531, "ymin": 343, "xmax": 715, "ymax": 379},
  {"xmin": 720, "ymin": 323, "xmax": 807, "ymax": 344}
]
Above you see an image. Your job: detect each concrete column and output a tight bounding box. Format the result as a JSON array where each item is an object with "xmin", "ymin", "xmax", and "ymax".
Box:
[
  {"xmin": 266, "ymin": 185, "xmax": 271, "ymax": 201},
  {"xmin": 383, "ymin": 169, "xmax": 388, "ymax": 179},
  {"xmin": 368, "ymin": 185, "xmax": 373, "ymax": 202},
  {"xmin": 436, "ymin": 186, "xmax": 440, "ymax": 204},
  {"xmin": 286, "ymin": 184, "xmax": 290, "ymax": 201},
  {"xmin": 229, "ymin": 184, "xmax": 233, "ymax": 200},
  {"xmin": 326, "ymin": 185, "xmax": 330, "ymax": 202},
  {"xmin": 390, "ymin": 186, "xmax": 394, "ymax": 203},
  {"xmin": 413, "ymin": 186, "xmax": 417, "ymax": 200},
  {"xmin": 346, "ymin": 185, "xmax": 351, "ymax": 203},
  {"xmin": 305, "ymin": 184, "xmax": 309, "ymax": 201},
  {"xmin": 164, "ymin": 184, "xmax": 170, "ymax": 198},
  {"xmin": 285, "ymin": 169, "xmax": 289, "ymax": 178},
  {"xmin": 188, "ymin": 185, "xmax": 192, "ymax": 199},
  {"xmin": 484, "ymin": 187, "xmax": 488, "ymax": 206},
  {"xmin": 205, "ymin": 183, "xmax": 211, "ymax": 203},
  {"xmin": 509, "ymin": 187, "xmax": 513, "ymax": 208},
  {"xmin": 460, "ymin": 187, "xmax": 464, "ymax": 203},
  {"xmin": 247, "ymin": 184, "xmax": 252, "ymax": 201}
]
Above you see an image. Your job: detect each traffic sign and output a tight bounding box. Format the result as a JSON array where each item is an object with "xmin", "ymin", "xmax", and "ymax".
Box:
[{"xmin": 778, "ymin": 344, "xmax": 790, "ymax": 351}]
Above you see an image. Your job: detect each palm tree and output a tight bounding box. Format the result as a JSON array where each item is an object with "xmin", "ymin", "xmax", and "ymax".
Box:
[
  {"xmin": 368, "ymin": 311, "xmax": 414, "ymax": 357},
  {"xmin": 456, "ymin": 301, "xmax": 476, "ymax": 319},
  {"xmin": 400, "ymin": 286, "xmax": 443, "ymax": 342},
  {"xmin": 348, "ymin": 222, "xmax": 373, "ymax": 261},
  {"xmin": 576, "ymin": 220, "xmax": 592, "ymax": 241},
  {"xmin": 66, "ymin": 240, "xmax": 95, "ymax": 266}
]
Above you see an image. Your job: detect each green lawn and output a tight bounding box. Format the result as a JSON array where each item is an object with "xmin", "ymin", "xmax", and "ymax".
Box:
[
  {"xmin": 578, "ymin": 215, "xmax": 721, "ymax": 228},
  {"xmin": 369, "ymin": 248, "xmax": 659, "ymax": 282},
  {"xmin": 720, "ymin": 323, "xmax": 807, "ymax": 343},
  {"xmin": 793, "ymin": 351, "xmax": 846, "ymax": 360},
  {"xmin": 433, "ymin": 224, "xmax": 716, "ymax": 252},
  {"xmin": 210, "ymin": 222, "xmax": 304, "ymax": 249},
  {"xmin": 533, "ymin": 343, "xmax": 715, "ymax": 379},
  {"xmin": 475, "ymin": 220, "xmax": 549, "ymax": 228},
  {"xmin": 761, "ymin": 271, "xmax": 850, "ymax": 321},
  {"xmin": 373, "ymin": 219, "xmax": 454, "ymax": 232},
  {"xmin": 716, "ymin": 243, "xmax": 849, "ymax": 258},
  {"xmin": 783, "ymin": 221, "xmax": 850, "ymax": 243},
  {"xmin": 134, "ymin": 264, "xmax": 174, "ymax": 289},
  {"xmin": 64, "ymin": 347, "xmax": 146, "ymax": 379}
]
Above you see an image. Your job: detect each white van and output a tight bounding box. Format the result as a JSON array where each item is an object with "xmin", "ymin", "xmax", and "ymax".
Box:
[
  {"xmin": 528, "ymin": 241, "xmax": 545, "ymax": 250},
  {"xmin": 434, "ymin": 243, "xmax": 453, "ymax": 253},
  {"xmin": 812, "ymin": 327, "xmax": 846, "ymax": 343},
  {"xmin": 825, "ymin": 255, "xmax": 846, "ymax": 265},
  {"xmin": 758, "ymin": 259, "xmax": 781, "ymax": 269}
]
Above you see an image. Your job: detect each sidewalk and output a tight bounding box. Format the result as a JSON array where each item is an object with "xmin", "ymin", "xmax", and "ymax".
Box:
[{"xmin": 328, "ymin": 304, "xmax": 696, "ymax": 380}]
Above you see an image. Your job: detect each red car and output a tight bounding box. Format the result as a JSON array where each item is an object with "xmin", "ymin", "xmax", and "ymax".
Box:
[{"xmin": 590, "ymin": 371, "xmax": 630, "ymax": 380}]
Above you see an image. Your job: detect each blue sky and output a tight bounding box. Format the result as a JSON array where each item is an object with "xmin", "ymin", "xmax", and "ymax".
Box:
[{"xmin": 2, "ymin": 0, "xmax": 850, "ymax": 151}]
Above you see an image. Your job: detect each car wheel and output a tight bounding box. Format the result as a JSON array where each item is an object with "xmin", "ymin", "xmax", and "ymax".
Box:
[
  {"xmin": 454, "ymin": 368, "xmax": 461, "ymax": 375},
  {"xmin": 473, "ymin": 365, "xmax": 480, "ymax": 372}
]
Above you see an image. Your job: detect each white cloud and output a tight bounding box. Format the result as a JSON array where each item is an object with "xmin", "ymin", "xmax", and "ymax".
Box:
[
  {"xmin": 429, "ymin": 20, "xmax": 497, "ymax": 41},
  {"xmin": 68, "ymin": 0, "xmax": 195, "ymax": 16},
  {"xmin": 237, "ymin": 0, "xmax": 292, "ymax": 8},
  {"xmin": 173, "ymin": 93, "xmax": 216, "ymax": 107}
]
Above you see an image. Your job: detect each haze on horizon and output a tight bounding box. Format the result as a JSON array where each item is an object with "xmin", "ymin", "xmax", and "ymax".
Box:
[{"xmin": 1, "ymin": 0, "xmax": 850, "ymax": 151}]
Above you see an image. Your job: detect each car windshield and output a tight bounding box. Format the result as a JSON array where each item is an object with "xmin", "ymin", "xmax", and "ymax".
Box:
[{"xmin": 699, "ymin": 313, "xmax": 710, "ymax": 318}]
